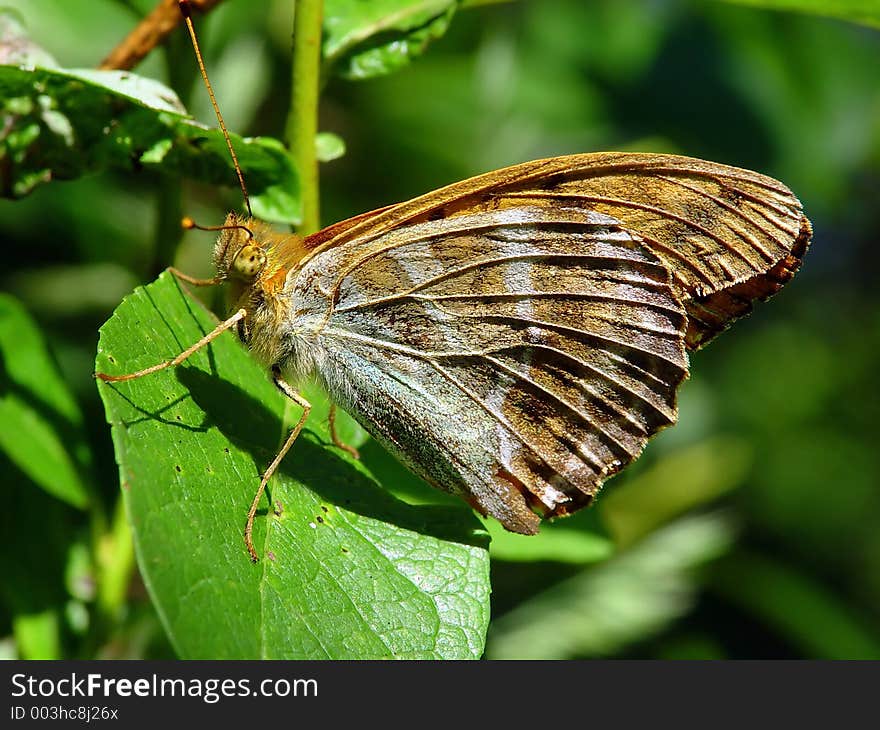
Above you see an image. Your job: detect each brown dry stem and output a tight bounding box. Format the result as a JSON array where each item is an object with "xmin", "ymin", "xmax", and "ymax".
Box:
[{"xmin": 99, "ymin": 0, "xmax": 223, "ymax": 71}]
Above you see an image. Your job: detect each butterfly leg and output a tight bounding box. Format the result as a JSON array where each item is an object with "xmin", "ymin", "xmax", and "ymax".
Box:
[
  {"xmin": 244, "ymin": 367, "xmax": 311, "ymax": 562},
  {"xmin": 163, "ymin": 267, "xmax": 226, "ymax": 325},
  {"xmin": 94, "ymin": 308, "xmax": 246, "ymax": 382},
  {"xmin": 328, "ymin": 404, "xmax": 360, "ymax": 459},
  {"xmin": 167, "ymin": 266, "xmax": 221, "ymax": 288}
]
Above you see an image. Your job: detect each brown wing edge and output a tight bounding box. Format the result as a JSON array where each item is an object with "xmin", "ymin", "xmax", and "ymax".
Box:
[
  {"xmin": 684, "ymin": 214, "xmax": 812, "ymax": 350},
  {"xmin": 303, "ymin": 204, "xmax": 396, "ymax": 249}
]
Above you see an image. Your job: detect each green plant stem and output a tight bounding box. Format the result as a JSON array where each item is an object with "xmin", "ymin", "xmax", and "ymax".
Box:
[
  {"xmin": 150, "ymin": 30, "xmax": 196, "ymax": 277},
  {"xmin": 152, "ymin": 180, "xmax": 184, "ymax": 278},
  {"xmin": 286, "ymin": 0, "xmax": 324, "ymax": 236},
  {"xmin": 95, "ymin": 495, "xmax": 135, "ymax": 625}
]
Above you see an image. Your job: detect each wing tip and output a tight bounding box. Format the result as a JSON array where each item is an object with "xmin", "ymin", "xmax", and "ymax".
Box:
[{"xmin": 684, "ymin": 211, "xmax": 812, "ymax": 350}]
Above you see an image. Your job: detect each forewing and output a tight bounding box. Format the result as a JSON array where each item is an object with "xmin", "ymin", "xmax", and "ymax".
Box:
[
  {"xmin": 294, "ymin": 206, "xmax": 689, "ymax": 534},
  {"xmin": 304, "ymin": 152, "xmax": 811, "ymax": 349}
]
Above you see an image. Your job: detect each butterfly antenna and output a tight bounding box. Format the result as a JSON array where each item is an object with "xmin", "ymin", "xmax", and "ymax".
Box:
[
  {"xmin": 178, "ymin": 0, "xmax": 253, "ymax": 218},
  {"xmin": 182, "ymin": 216, "xmax": 254, "ymax": 240}
]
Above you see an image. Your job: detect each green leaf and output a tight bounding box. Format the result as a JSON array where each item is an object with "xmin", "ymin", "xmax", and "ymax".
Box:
[
  {"xmin": 324, "ymin": 0, "xmax": 459, "ymax": 79},
  {"xmin": 355, "ymin": 431, "xmax": 614, "ymax": 564},
  {"xmin": 486, "ymin": 513, "xmax": 735, "ymax": 659},
  {"xmin": 0, "ymin": 18, "xmax": 300, "ymax": 223},
  {"xmin": 0, "ymin": 293, "xmax": 90, "ymax": 508},
  {"xmin": 485, "ymin": 518, "xmax": 614, "ymax": 564},
  {"xmin": 315, "ymin": 131, "xmax": 347, "ymax": 162},
  {"xmin": 95, "ymin": 273, "xmax": 491, "ymax": 659},
  {"xmin": 714, "ymin": 0, "xmax": 880, "ymax": 28},
  {"xmin": 12, "ymin": 610, "xmax": 61, "ymax": 660},
  {"xmin": 0, "ymin": 294, "xmax": 89, "ymax": 646},
  {"xmin": 710, "ymin": 552, "xmax": 880, "ymax": 659}
]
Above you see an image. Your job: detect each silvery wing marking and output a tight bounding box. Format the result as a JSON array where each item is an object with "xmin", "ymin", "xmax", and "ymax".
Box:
[
  {"xmin": 305, "ymin": 153, "xmax": 812, "ymax": 351},
  {"xmin": 284, "ymin": 205, "xmax": 689, "ymax": 535}
]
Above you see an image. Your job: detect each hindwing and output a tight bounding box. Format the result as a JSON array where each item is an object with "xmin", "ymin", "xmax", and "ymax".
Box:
[
  {"xmin": 295, "ymin": 206, "xmax": 688, "ymax": 533},
  {"xmin": 287, "ymin": 152, "xmax": 810, "ymax": 532}
]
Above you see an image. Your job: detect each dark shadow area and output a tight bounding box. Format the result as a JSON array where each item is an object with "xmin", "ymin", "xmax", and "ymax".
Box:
[
  {"xmin": 357, "ymin": 437, "xmax": 460, "ymax": 508},
  {"xmin": 0, "ymin": 350, "xmax": 91, "ymax": 482},
  {"xmin": 0, "ymin": 451, "xmax": 79, "ymax": 627},
  {"xmin": 620, "ymin": 591, "xmax": 798, "ymax": 660},
  {"xmin": 175, "ymin": 365, "xmax": 489, "ymax": 549},
  {"xmin": 100, "ymin": 384, "xmax": 207, "ymax": 432},
  {"xmin": 603, "ymin": 15, "xmax": 772, "ymax": 168}
]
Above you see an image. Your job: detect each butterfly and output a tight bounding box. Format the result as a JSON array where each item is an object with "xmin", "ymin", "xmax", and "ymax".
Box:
[{"xmin": 97, "ymin": 150, "xmax": 811, "ymax": 561}]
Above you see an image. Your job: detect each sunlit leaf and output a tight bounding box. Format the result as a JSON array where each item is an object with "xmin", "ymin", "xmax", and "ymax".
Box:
[
  {"xmin": 316, "ymin": 131, "xmax": 346, "ymax": 162},
  {"xmin": 11, "ymin": 610, "xmax": 60, "ymax": 661},
  {"xmin": 324, "ymin": 0, "xmax": 459, "ymax": 79},
  {"xmin": 0, "ymin": 18, "xmax": 300, "ymax": 223}
]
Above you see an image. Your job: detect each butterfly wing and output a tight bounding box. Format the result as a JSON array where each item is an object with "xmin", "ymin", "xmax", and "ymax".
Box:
[
  {"xmin": 304, "ymin": 152, "xmax": 812, "ymax": 349},
  {"xmin": 292, "ymin": 204, "xmax": 689, "ymax": 534},
  {"xmin": 289, "ymin": 152, "xmax": 810, "ymax": 532}
]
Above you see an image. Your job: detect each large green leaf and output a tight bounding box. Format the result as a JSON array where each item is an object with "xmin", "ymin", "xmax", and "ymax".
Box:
[
  {"xmin": 324, "ymin": 0, "xmax": 459, "ymax": 79},
  {"xmin": 0, "ymin": 293, "xmax": 90, "ymax": 508},
  {"xmin": 715, "ymin": 0, "xmax": 880, "ymax": 28},
  {"xmin": 0, "ymin": 293, "xmax": 92, "ymax": 658},
  {"xmin": 0, "ymin": 13, "xmax": 300, "ymax": 223},
  {"xmin": 95, "ymin": 273, "xmax": 490, "ymax": 659}
]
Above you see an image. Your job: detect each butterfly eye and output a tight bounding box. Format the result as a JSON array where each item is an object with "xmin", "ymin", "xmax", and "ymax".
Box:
[{"xmin": 231, "ymin": 245, "xmax": 267, "ymax": 279}]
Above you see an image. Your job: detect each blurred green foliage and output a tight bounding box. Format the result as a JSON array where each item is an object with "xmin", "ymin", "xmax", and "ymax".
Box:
[{"xmin": 0, "ymin": 0, "xmax": 878, "ymax": 659}]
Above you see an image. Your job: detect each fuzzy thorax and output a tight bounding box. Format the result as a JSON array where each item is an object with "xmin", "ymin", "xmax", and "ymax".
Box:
[{"xmin": 212, "ymin": 213, "xmax": 312, "ymax": 368}]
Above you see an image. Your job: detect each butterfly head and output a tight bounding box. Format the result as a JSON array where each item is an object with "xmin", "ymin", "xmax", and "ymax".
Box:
[
  {"xmin": 214, "ymin": 211, "xmax": 310, "ymax": 281},
  {"xmin": 211, "ymin": 213, "xmax": 311, "ymax": 361},
  {"xmin": 214, "ymin": 213, "xmax": 262, "ymax": 282}
]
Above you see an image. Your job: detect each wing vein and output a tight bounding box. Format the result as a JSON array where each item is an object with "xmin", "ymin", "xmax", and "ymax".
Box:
[
  {"xmin": 656, "ymin": 174, "xmax": 795, "ymax": 259},
  {"xmin": 513, "ymin": 191, "xmax": 759, "ymax": 270},
  {"xmin": 481, "ymin": 354, "xmax": 638, "ymax": 464},
  {"xmin": 333, "ymin": 251, "xmax": 667, "ymax": 314}
]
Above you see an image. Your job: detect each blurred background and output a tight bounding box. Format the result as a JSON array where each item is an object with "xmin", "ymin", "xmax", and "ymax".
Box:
[{"xmin": 1, "ymin": 0, "xmax": 878, "ymax": 659}]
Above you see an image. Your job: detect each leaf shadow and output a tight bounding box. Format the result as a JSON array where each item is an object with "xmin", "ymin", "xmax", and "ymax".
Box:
[
  {"xmin": 0, "ymin": 349, "xmax": 88, "ymax": 465},
  {"xmin": 100, "ymin": 384, "xmax": 209, "ymax": 432},
  {"xmin": 176, "ymin": 366, "xmax": 489, "ymax": 550}
]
